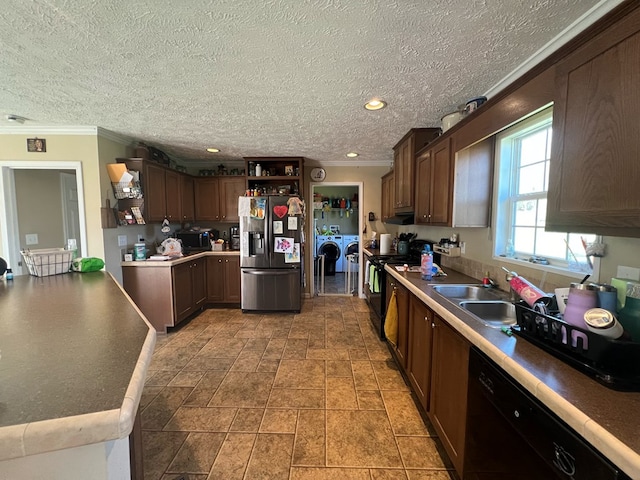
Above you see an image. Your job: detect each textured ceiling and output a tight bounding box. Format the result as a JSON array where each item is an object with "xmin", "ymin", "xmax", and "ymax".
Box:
[{"xmin": 0, "ymin": 0, "xmax": 616, "ymax": 166}]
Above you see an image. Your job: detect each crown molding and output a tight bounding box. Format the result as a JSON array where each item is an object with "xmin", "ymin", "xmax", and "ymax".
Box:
[
  {"xmin": 0, "ymin": 125, "xmax": 100, "ymax": 135},
  {"xmin": 0, "ymin": 125, "xmax": 134, "ymax": 145},
  {"xmin": 484, "ymin": 0, "xmax": 625, "ymax": 99},
  {"xmin": 97, "ymin": 127, "xmax": 134, "ymax": 146}
]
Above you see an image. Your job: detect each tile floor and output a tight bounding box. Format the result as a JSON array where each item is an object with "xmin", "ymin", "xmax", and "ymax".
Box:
[
  {"xmin": 141, "ymin": 296, "xmax": 456, "ymax": 480},
  {"xmin": 315, "ymin": 272, "xmax": 360, "ymax": 295}
]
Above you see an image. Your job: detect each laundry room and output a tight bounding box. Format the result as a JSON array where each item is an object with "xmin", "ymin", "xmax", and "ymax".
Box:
[{"xmin": 312, "ymin": 185, "xmax": 360, "ymax": 295}]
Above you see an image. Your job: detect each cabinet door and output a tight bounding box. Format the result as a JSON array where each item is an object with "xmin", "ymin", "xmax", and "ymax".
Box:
[
  {"xmin": 394, "ymin": 137, "xmax": 414, "ymax": 210},
  {"xmin": 415, "ymin": 150, "xmax": 431, "ymax": 225},
  {"xmin": 173, "ymin": 262, "xmax": 193, "ymax": 323},
  {"xmin": 395, "ymin": 281, "xmax": 410, "ymax": 370},
  {"xmin": 429, "ymin": 139, "xmax": 452, "ymax": 226},
  {"xmin": 144, "ymin": 163, "xmax": 167, "ymax": 222},
  {"xmin": 219, "ymin": 177, "xmax": 246, "ymax": 222},
  {"xmin": 181, "ymin": 175, "xmax": 195, "ymax": 222},
  {"xmin": 381, "ymin": 172, "xmax": 394, "ymax": 222},
  {"xmin": 206, "ymin": 256, "xmax": 225, "ymax": 302},
  {"xmin": 548, "ymin": 7, "xmax": 640, "ymax": 236},
  {"xmin": 165, "ymin": 170, "xmax": 182, "ymax": 222},
  {"xmin": 195, "ymin": 177, "xmax": 220, "ymax": 221},
  {"xmin": 224, "ymin": 256, "xmax": 241, "ymax": 302},
  {"xmin": 192, "ymin": 258, "xmax": 207, "ymax": 308},
  {"xmin": 429, "ymin": 316, "xmax": 469, "ymax": 476},
  {"xmin": 407, "ymin": 296, "xmax": 433, "ymax": 410}
]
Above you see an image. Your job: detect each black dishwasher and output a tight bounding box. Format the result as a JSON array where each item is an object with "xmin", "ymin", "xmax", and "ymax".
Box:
[{"xmin": 464, "ymin": 347, "xmax": 630, "ymax": 479}]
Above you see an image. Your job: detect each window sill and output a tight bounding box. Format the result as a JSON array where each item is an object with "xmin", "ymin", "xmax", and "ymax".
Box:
[{"xmin": 494, "ymin": 255, "xmax": 601, "ymax": 282}]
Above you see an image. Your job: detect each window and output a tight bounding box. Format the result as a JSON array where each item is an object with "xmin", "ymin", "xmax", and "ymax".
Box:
[{"xmin": 494, "ymin": 107, "xmax": 598, "ymax": 275}]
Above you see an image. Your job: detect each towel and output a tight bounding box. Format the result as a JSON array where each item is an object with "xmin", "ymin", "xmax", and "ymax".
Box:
[
  {"xmin": 364, "ymin": 260, "xmax": 371, "ymax": 285},
  {"xmin": 238, "ymin": 196, "xmax": 252, "ymax": 217},
  {"xmin": 385, "ymin": 289, "xmax": 398, "ymax": 346},
  {"xmin": 369, "ymin": 264, "xmax": 380, "ymax": 293}
]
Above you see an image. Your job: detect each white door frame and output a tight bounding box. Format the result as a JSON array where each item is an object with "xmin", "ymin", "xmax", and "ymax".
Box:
[
  {"xmin": 0, "ymin": 161, "xmax": 88, "ymax": 275},
  {"xmin": 309, "ymin": 181, "xmax": 364, "ymax": 297}
]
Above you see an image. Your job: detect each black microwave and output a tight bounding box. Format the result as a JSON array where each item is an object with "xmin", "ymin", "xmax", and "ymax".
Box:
[{"xmin": 176, "ymin": 229, "xmax": 217, "ymax": 249}]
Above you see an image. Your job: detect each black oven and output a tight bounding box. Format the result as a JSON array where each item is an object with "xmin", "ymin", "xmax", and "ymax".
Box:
[{"xmin": 365, "ymin": 239, "xmax": 437, "ymax": 339}]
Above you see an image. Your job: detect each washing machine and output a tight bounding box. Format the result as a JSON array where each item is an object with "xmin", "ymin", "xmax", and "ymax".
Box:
[
  {"xmin": 342, "ymin": 235, "xmax": 360, "ymax": 273},
  {"xmin": 316, "ymin": 235, "xmax": 344, "ymax": 275}
]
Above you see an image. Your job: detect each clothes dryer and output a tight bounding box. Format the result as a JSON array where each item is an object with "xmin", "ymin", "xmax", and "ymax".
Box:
[
  {"xmin": 316, "ymin": 235, "xmax": 343, "ymax": 275},
  {"xmin": 342, "ymin": 234, "xmax": 359, "ymax": 273}
]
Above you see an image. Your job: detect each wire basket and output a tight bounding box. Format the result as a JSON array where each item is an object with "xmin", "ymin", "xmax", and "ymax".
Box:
[
  {"xmin": 21, "ymin": 248, "xmax": 74, "ymax": 277},
  {"xmin": 111, "ymin": 181, "xmax": 143, "ymax": 199}
]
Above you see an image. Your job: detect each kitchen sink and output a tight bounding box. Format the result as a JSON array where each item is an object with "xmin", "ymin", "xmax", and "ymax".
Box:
[
  {"xmin": 459, "ymin": 301, "xmax": 517, "ymax": 328},
  {"xmin": 432, "ymin": 284, "xmax": 502, "ymax": 301}
]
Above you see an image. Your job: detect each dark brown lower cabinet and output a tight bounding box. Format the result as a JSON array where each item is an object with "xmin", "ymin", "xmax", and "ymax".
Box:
[
  {"xmin": 429, "ymin": 315, "xmax": 470, "ymax": 476},
  {"xmin": 386, "ymin": 274, "xmax": 410, "ymax": 369},
  {"xmin": 407, "ymin": 295, "xmax": 434, "ymax": 410},
  {"xmin": 172, "ymin": 257, "xmax": 207, "ymax": 324},
  {"xmin": 207, "ymin": 255, "xmax": 241, "ymax": 303}
]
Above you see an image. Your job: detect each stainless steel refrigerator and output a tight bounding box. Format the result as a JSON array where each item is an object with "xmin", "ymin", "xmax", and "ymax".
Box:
[{"xmin": 239, "ymin": 195, "xmax": 303, "ymax": 312}]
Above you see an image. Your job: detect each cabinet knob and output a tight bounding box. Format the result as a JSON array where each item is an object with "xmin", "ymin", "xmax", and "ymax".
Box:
[
  {"xmin": 218, "ymin": 259, "xmax": 222, "ymax": 263},
  {"xmin": 431, "ymin": 322, "xmax": 435, "ymax": 328},
  {"xmin": 225, "ymin": 259, "xmax": 229, "ymax": 263},
  {"xmin": 423, "ymin": 214, "xmax": 427, "ymax": 218},
  {"xmin": 222, "ymin": 215, "xmax": 226, "ymax": 219}
]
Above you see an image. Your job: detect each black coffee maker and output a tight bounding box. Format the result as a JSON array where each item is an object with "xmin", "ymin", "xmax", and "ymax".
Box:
[{"xmin": 230, "ymin": 225, "xmax": 240, "ymax": 250}]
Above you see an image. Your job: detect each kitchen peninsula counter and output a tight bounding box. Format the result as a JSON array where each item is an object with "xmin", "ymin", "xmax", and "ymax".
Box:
[
  {"xmin": 0, "ymin": 272, "xmax": 155, "ymax": 472},
  {"xmin": 385, "ymin": 265, "xmax": 640, "ymax": 478}
]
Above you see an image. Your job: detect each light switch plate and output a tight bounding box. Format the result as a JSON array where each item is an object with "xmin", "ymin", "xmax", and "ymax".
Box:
[
  {"xmin": 25, "ymin": 233, "xmax": 38, "ymax": 245},
  {"xmin": 617, "ymin": 266, "xmax": 640, "ymax": 281},
  {"xmin": 117, "ymin": 235, "xmax": 127, "ymax": 247}
]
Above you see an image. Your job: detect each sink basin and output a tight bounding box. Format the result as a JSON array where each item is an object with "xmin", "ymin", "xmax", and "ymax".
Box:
[
  {"xmin": 432, "ymin": 284, "xmax": 502, "ymax": 301},
  {"xmin": 459, "ymin": 301, "xmax": 517, "ymax": 328}
]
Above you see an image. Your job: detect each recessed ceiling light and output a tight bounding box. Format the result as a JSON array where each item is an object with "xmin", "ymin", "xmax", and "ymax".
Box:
[
  {"xmin": 346, "ymin": 152, "xmax": 359, "ymax": 158},
  {"xmin": 364, "ymin": 99, "xmax": 387, "ymax": 111},
  {"xmin": 206, "ymin": 147, "xmax": 220, "ymax": 153}
]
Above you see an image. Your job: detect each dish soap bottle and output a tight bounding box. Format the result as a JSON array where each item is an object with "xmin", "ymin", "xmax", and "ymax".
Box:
[{"xmin": 421, "ymin": 245, "xmax": 433, "ymax": 281}]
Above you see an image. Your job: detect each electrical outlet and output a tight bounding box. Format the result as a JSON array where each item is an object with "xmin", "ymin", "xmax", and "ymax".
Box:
[
  {"xmin": 25, "ymin": 233, "xmax": 39, "ymax": 245},
  {"xmin": 460, "ymin": 241, "xmax": 466, "ymax": 255},
  {"xmin": 617, "ymin": 266, "xmax": 640, "ymax": 281},
  {"xmin": 117, "ymin": 235, "xmax": 127, "ymax": 247},
  {"xmin": 137, "ymin": 234, "xmax": 145, "ymax": 243}
]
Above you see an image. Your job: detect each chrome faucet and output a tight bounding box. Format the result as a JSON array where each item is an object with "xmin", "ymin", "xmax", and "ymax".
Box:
[{"xmin": 502, "ymin": 266, "xmax": 520, "ymax": 303}]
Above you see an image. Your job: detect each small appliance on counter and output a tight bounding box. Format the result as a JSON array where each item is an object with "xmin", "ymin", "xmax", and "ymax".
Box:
[
  {"xmin": 176, "ymin": 228, "xmax": 218, "ymax": 252},
  {"xmin": 230, "ymin": 225, "xmax": 240, "ymax": 250}
]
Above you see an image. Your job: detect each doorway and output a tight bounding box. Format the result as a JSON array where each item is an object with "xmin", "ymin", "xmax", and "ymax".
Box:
[
  {"xmin": 310, "ymin": 182, "xmax": 363, "ymax": 297},
  {"xmin": 0, "ymin": 161, "xmax": 87, "ymax": 276}
]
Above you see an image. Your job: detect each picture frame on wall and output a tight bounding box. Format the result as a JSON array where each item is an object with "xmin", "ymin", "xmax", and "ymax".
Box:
[{"xmin": 27, "ymin": 138, "xmax": 46, "ymax": 152}]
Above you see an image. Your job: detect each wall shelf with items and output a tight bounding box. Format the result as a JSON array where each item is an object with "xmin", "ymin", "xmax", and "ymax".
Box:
[
  {"xmin": 244, "ymin": 157, "xmax": 305, "ymax": 198},
  {"xmin": 106, "ymin": 160, "xmax": 147, "ymax": 226}
]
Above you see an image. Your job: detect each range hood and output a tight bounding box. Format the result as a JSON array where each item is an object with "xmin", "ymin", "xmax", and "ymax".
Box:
[{"xmin": 385, "ymin": 213, "xmax": 415, "ymax": 225}]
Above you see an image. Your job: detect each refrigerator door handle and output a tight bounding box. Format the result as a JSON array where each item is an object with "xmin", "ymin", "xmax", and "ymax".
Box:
[{"xmin": 243, "ymin": 269, "xmax": 297, "ymax": 276}]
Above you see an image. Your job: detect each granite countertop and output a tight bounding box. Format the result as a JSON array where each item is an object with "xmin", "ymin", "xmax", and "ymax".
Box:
[
  {"xmin": 0, "ymin": 272, "xmax": 155, "ymax": 461},
  {"xmin": 384, "ymin": 265, "xmax": 640, "ymax": 478},
  {"xmin": 121, "ymin": 249, "xmax": 240, "ymax": 267}
]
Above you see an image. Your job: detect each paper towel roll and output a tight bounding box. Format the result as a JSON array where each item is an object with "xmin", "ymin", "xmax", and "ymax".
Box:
[{"xmin": 380, "ymin": 234, "xmax": 392, "ymax": 254}]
